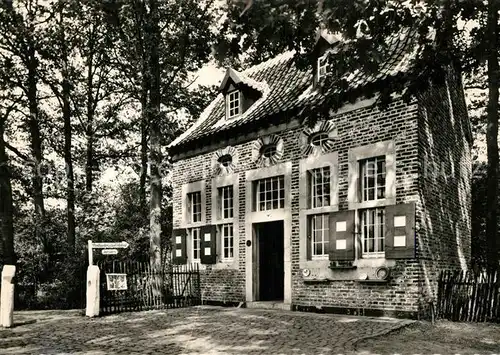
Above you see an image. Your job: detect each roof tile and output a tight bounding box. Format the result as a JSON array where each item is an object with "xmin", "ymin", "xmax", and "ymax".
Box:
[{"xmin": 169, "ymin": 32, "xmax": 417, "ymax": 149}]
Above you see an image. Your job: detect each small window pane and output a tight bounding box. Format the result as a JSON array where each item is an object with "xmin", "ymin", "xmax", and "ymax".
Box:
[
  {"xmin": 310, "ymin": 167, "xmax": 331, "ymax": 208},
  {"xmin": 227, "ymin": 91, "xmax": 240, "ymax": 118},
  {"xmin": 310, "ymin": 214, "xmax": 329, "ymax": 258},
  {"xmin": 361, "ymin": 208, "xmax": 385, "ymax": 256},
  {"xmin": 188, "ymin": 192, "xmax": 202, "ymax": 223},
  {"xmin": 255, "ymin": 175, "xmax": 285, "ymax": 211},
  {"xmin": 361, "ymin": 157, "xmax": 386, "ymax": 202},
  {"xmin": 222, "ymin": 223, "xmax": 234, "ymax": 260},
  {"xmin": 192, "ymin": 228, "xmax": 201, "ymax": 260}
]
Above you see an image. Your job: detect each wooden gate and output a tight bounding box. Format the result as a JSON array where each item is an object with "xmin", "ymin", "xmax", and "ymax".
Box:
[
  {"xmin": 437, "ymin": 269, "xmax": 500, "ymax": 322},
  {"xmin": 97, "ymin": 261, "xmax": 200, "ymax": 315}
]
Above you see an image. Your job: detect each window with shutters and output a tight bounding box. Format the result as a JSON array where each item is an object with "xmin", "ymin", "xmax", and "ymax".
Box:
[
  {"xmin": 310, "ymin": 166, "xmax": 331, "ymax": 208},
  {"xmin": 299, "ymin": 152, "xmax": 338, "ymax": 266},
  {"xmin": 255, "ymin": 175, "xmax": 285, "ymax": 211},
  {"xmin": 188, "ymin": 191, "xmax": 202, "ymax": 223},
  {"xmin": 219, "ymin": 185, "xmax": 234, "ymax": 219},
  {"xmin": 191, "ymin": 227, "xmax": 201, "ymax": 262},
  {"xmin": 221, "ymin": 223, "xmax": 234, "ymax": 260},
  {"xmin": 361, "ymin": 207, "xmax": 385, "ymax": 256},
  {"xmin": 308, "ymin": 214, "xmax": 329, "ymax": 259}
]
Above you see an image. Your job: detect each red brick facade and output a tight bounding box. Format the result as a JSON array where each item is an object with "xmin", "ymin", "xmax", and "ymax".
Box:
[{"xmin": 171, "ymin": 72, "xmax": 471, "ymax": 318}]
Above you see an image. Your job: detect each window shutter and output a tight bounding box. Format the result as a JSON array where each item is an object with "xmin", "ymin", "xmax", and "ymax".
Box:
[
  {"xmin": 200, "ymin": 225, "xmax": 217, "ymax": 264},
  {"xmin": 385, "ymin": 202, "xmax": 416, "ymax": 259},
  {"xmin": 172, "ymin": 228, "xmax": 187, "ymax": 265},
  {"xmin": 329, "ymin": 210, "xmax": 355, "ymax": 261}
]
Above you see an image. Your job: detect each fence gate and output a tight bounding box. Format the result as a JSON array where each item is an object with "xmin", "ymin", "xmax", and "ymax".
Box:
[
  {"xmin": 437, "ymin": 269, "xmax": 500, "ymax": 322},
  {"xmin": 97, "ymin": 261, "xmax": 200, "ymax": 315}
]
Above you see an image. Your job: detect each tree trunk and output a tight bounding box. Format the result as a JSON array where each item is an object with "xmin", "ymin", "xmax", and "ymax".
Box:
[
  {"xmin": 85, "ymin": 41, "xmax": 95, "ymax": 193},
  {"xmin": 27, "ymin": 43, "xmax": 45, "ymax": 243},
  {"xmin": 0, "ymin": 120, "xmax": 15, "ymax": 265},
  {"xmin": 60, "ymin": 11, "xmax": 76, "ymax": 250},
  {"xmin": 485, "ymin": 0, "xmax": 499, "ymax": 270},
  {"xmin": 147, "ymin": 0, "xmax": 162, "ymax": 271},
  {"xmin": 63, "ymin": 75, "xmax": 76, "ymax": 250},
  {"xmin": 139, "ymin": 66, "xmax": 149, "ymax": 215}
]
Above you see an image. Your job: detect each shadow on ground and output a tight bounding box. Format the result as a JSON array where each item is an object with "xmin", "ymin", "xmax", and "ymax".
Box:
[
  {"xmin": 355, "ymin": 320, "xmax": 500, "ymax": 354},
  {"xmin": 0, "ymin": 306, "xmax": 409, "ymax": 354}
]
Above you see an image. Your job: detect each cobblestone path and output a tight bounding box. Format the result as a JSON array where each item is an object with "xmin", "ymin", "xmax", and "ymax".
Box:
[{"xmin": 0, "ymin": 306, "xmax": 412, "ymax": 354}]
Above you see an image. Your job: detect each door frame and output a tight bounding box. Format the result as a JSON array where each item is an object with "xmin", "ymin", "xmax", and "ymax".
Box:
[
  {"xmin": 254, "ymin": 220, "xmax": 285, "ymax": 301},
  {"xmin": 244, "ymin": 162, "xmax": 292, "ymax": 304}
]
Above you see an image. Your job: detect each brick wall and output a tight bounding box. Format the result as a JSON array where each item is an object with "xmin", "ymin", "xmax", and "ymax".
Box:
[
  {"xmin": 291, "ymin": 99, "xmax": 421, "ymax": 315},
  {"xmin": 171, "ymin": 87, "xmax": 471, "ymax": 316}
]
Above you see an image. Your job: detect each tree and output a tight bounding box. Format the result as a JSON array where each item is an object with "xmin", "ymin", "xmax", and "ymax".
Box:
[
  {"xmin": 222, "ymin": 0, "xmax": 499, "ymax": 269},
  {"xmin": 40, "ymin": 0, "xmax": 82, "ymax": 249},
  {"xmin": 0, "ymin": 96, "xmax": 17, "ymax": 265},
  {"xmin": 108, "ymin": 0, "xmax": 219, "ymax": 266},
  {"xmin": 0, "ymin": 0, "xmax": 49, "ymax": 246}
]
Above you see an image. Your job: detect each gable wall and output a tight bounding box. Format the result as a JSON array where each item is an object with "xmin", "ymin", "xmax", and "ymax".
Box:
[{"xmin": 415, "ymin": 71, "xmax": 472, "ymax": 314}]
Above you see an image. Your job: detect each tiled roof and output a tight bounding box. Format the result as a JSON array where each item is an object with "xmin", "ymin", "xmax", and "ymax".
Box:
[{"xmin": 169, "ymin": 31, "xmax": 417, "ymax": 149}]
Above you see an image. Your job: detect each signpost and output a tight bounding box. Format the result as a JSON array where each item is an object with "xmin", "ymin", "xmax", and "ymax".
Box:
[{"xmin": 88, "ymin": 240, "xmax": 129, "ymax": 265}]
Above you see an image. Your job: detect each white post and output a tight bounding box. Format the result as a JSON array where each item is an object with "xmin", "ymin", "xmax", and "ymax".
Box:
[
  {"xmin": 88, "ymin": 240, "xmax": 93, "ymax": 266},
  {"xmin": 86, "ymin": 265, "xmax": 100, "ymax": 317},
  {"xmin": 1, "ymin": 265, "xmax": 16, "ymax": 328}
]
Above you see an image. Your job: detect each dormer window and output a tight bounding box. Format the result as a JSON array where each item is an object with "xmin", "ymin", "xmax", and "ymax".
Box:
[
  {"xmin": 317, "ymin": 54, "xmax": 329, "ymax": 81},
  {"xmin": 227, "ymin": 90, "xmax": 241, "ymax": 119}
]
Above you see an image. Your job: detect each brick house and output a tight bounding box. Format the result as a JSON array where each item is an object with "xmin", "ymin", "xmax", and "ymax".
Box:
[{"xmin": 167, "ymin": 33, "xmax": 472, "ymax": 319}]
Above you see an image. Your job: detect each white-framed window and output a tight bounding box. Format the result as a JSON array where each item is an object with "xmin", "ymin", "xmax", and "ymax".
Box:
[
  {"xmin": 310, "ymin": 166, "xmax": 331, "ymax": 208},
  {"xmin": 221, "ymin": 223, "xmax": 234, "ymax": 260},
  {"xmin": 227, "ymin": 90, "xmax": 241, "ymax": 118},
  {"xmin": 255, "ymin": 175, "xmax": 285, "ymax": 211},
  {"xmin": 360, "ymin": 156, "xmax": 386, "ymax": 202},
  {"xmin": 309, "ymin": 214, "xmax": 329, "ymax": 259},
  {"xmin": 191, "ymin": 227, "xmax": 201, "ymax": 261},
  {"xmin": 219, "ymin": 185, "xmax": 234, "ymax": 219},
  {"xmin": 361, "ymin": 207, "xmax": 385, "ymax": 256},
  {"xmin": 317, "ymin": 54, "xmax": 329, "ymax": 81},
  {"xmin": 188, "ymin": 191, "xmax": 202, "ymax": 223},
  {"xmin": 309, "ymin": 132, "xmax": 330, "ymax": 148}
]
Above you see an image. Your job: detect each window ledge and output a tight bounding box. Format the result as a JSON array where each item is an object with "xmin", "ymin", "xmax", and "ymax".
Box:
[
  {"xmin": 213, "ymin": 218, "xmax": 236, "ymax": 225},
  {"xmin": 329, "ymin": 264, "xmax": 357, "ymax": 270},
  {"xmin": 181, "ymin": 221, "xmax": 206, "ymax": 229},
  {"xmin": 348, "ymin": 198, "xmax": 396, "ymax": 210},
  {"xmin": 302, "ymin": 205, "xmax": 339, "ymax": 215},
  {"xmin": 299, "ymin": 259, "xmax": 330, "ymax": 269}
]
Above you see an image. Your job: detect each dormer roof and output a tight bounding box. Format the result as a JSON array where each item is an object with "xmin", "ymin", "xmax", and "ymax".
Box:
[
  {"xmin": 315, "ymin": 29, "xmax": 342, "ymax": 46},
  {"xmin": 169, "ymin": 30, "xmax": 419, "ymax": 150},
  {"xmin": 219, "ymin": 67, "xmax": 268, "ymax": 93}
]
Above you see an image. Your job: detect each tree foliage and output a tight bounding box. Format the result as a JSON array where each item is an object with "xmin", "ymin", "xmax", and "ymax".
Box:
[{"xmin": 220, "ymin": 0, "xmax": 500, "ymax": 269}]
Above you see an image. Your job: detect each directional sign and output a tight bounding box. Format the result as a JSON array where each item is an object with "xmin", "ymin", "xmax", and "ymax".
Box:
[
  {"xmin": 88, "ymin": 240, "xmax": 129, "ymax": 265},
  {"xmin": 91, "ymin": 241, "xmax": 129, "ymax": 249},
  {"xmin": 102, "ymin": 249, "xmax": 118, "ymax": 255}
]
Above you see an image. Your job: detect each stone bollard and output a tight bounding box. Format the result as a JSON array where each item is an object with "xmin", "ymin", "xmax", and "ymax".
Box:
[
  {"xmin": 86, "ymin": 265, "xmax": 100, "ymax": 317},
  {"xmin": 1, "ymin": 265, "xmax": 16, "ymax": 328}
]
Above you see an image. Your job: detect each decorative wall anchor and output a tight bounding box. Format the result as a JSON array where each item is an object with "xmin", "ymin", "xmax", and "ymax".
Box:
[
  {"xmin": 251, "ymin": 134, "xmax": 284, "ymax": 167},
  {"xmin": 212, "ymin": 146, "xmax": 237, "ymax": 175},
  {"xmin": 299, "ymin": 120, "xmax": 338, "ymax": 156}
]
